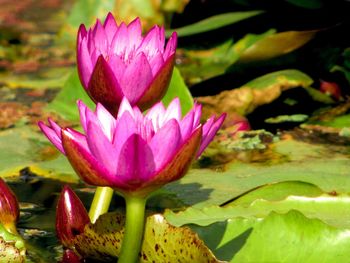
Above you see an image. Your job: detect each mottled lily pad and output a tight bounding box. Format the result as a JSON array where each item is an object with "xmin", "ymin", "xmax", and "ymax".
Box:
[{"xmin": 71, "ymin": 212, "xmax": 222, "ymax": 262}]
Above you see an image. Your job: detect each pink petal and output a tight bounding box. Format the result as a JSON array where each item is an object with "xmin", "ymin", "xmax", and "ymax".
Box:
[
  {"xmin": 95, "ymin": 103, "xmax": 116, "ymax": 141},
  {"xmin": 77, "ymin": 100, "xmax": 88, "ymax": 133},
  {"xmin": 38, "ymin": 121, "xmax": 65, "ymax": 154},
  {"xmin": 162, "ymin": 97, "xmax": 181, "ymax": 124},
  {"xmin": 86, "ymin": 121, "xmax": 118, "ymax": 175},
  {"xmin": 113, "ymin": 111, "xmax": 138, "ymax": 149},
  {"xmin": 145, "ymin": 101, "xmax": 166, "ymax": 130},
  {"xmin": 103, "ymin": 12, "xmax": 118, "ymax": 45},
  {"xmin": 139, "ymin": 26, "xmax": 161, "ymax": 58},
  {"xmin": 159, "ymin": 26, "xmax": 166, "ymax": 52},
  {"xmin": 107, "ymin": 54, "xmax": 126, "ymax": 81},
  {"xmin": 77, "ymin": 38, "xmax": 93, "ymax": 89},
  {"xmin": 48, "ymin": 118, "xmax": 62, "ymax": 138},
  {"xmin": 180, "ymin": 110, "xmax": 195, "ymax": 140},
  {"xmin": 120, "ymin": 52, "xmax": 153, "ymax": 104},
  {"xmin": 149, "ymin": 119, "xmax": 181, "ymax": 170},
  {"xmin": 93, "ymin": 20, "xmax": 108, "ymax": 56},
  {"xmin": 149, "ymin": 51, "xmax": 165, "ymax": 75},
  {"xmin": 197, "ymin": 113, "xmax": 226, "ymax": 157},
  {"xmin": 116, "ymin": 134, "xmax": 155, "ymax": 185},
  {"xmin": 142, "ymin": 126, "xmax": 202, "ymax": 190},
  {"xmin": 62, "ymin": 130, "xmax": 119, "ymax": 187},
  {"xmin": 65, "ymin": 128, "xmax": 88, "ymax": 152},
  {"xmin": 163, "ymin": 32, "xmax": 177, "ymax": 60},
  {"xmin": 193, "ymin": 103, "xmax": 202, "ymax": 129},
  {"xmin": 111, "ymin": 23, "xmax": 129, "ymax": 57},
  {"xmin": 77, "ymin": 24, "xmax": 87, "ymax": 46},
  {"xmin": 117, "ymin": 97, "xmax": 135, "ymax": 119},
  {"xmin": 127, "ymin": 18, "xmax": 142, "ymax": 52}
]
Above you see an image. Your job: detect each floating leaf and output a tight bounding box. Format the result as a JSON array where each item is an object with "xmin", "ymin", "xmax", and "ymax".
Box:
[
  {"xmin": 238, "ymin": 30, "xmax": 317, "ymax": 62},
  {"xmin": 265, "ymin": 114, "xmax": 308, "ymax": 123},
  {"xmin": 72, "ymin": 212, "xmax": 222, "ymax": 262},
  {"xmin": 0, "ymin": 126, "xmax": 77, "ymax": 182},
  {"xmin": 167, "ymin": 11, "xmax": 264, "ymax": 37},
  {"xmin": 197, "ymin": 69, "xmax": 314, "ymax": 118},
  {"xmin": 166, "ymin": 181, "xmax": 350, "ymax": 229},
  {"xmin": 191, "ymin": 210, "xmax": 350, "ymax": 262},
  {"xmin": 163, "ymin": 135, "xmax": 350, "ymax": 208},
  {"xmin": 177, "ymin": 30, "xmax": 276, "ymax": 84}
]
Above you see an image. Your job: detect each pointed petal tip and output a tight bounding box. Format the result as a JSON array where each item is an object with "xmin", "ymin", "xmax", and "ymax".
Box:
[{"xmin": 77, "ymin": 24, "xmax": 87, "ymax": 38}]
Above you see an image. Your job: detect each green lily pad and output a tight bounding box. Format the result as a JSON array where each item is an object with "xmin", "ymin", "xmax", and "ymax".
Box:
[
  {"xmin": 71, "ymin": 212, "xmax": 221, "ymax": 262},
  {"xmin": 165, "ymin": 181, "xmax": 350, "ymax": 229},
  {"xmin": 191, "ymin": 210, "xmax": 350, "ymax": 262},
  {"xmin": 164, "ymin": 135, "xmax": 350, "ymax": 208},
  {"xmin": 0, "ymin": 126, "xmax": 77, "ymax": 182}
]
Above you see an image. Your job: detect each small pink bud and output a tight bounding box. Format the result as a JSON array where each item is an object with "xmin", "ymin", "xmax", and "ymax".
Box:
[
  {"xmin": 0, "ymin": 178, "xmax": 19, "ymax": 233},
  {"xmin": 320, "ymin": 80, "xmax": 341, "ymax": 100},
  {"xmin": 56, "ymin": 185, "xmax": 90, "ymax": 247}
]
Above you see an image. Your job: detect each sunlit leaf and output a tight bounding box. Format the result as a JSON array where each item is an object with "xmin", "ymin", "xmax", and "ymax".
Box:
[
  {"xmin": 238, "ymin": 30, "xmax": 317, "ymax": 62},
  {"xmin": 167, "ymin": 11, "xmax": 264, "ymax": 37},
  {"xmin": 163, "ymin": 135, "xmax": 350, "ymax": 208},
  {"xmin": 192, "ymin": 210, "xmax": 350, "ymax": 262},
  {"xmin": 197, "ymin": 69, "xmax": 314, "ymax": 117},
  {"xmin": 162, "ymin": 67, "xmax": 193, "ymax": 115},
  {"xmin": 166, "ymin": 180, "xmax": 350, "ymax": 229}
]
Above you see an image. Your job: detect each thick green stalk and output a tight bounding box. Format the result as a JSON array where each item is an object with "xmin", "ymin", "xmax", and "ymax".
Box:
[
  {"xmin": 118, "ymin": 196, "xmax": 147, "ymax": 263},
  {"xmin": 88, "ymin": 186, "xmax": 114, "ymax": 223}
]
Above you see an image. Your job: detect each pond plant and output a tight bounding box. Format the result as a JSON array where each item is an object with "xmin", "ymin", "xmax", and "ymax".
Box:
[
  {"xmin": 39, "ymin": 12, "xmax": 225, "ymax": 262},
  {"xmin": 1, "ymin": 1, "xmax": 350, "ymax": 262}
]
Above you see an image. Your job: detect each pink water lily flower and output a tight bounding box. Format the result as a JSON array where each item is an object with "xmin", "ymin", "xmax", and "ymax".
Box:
[
  {"xmin": 39, "ymin": 98, "xmax": 225, "ymax": 197},
  {"xmin": 77, "ymin": 12, "xmax": 177, "ymax": 115}
]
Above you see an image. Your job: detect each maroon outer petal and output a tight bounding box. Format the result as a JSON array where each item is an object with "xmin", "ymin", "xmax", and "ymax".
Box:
[
  {"xmin": 133, "ymin": 126, "xmax": 202, "ymax": 197},
  {"xmin": 137, "ymin": 54, "xmax": 175, "ymax": 111},
  {"xmin": 61, "ymin": 130, "xmax": 116, "ymax": 186},
  {"xmin": 0, "ymin": 178, "xmax": 19, "ymax": 228},
  {"xmin": 56, "ymin": 185, "xmax": 90, "ymax": 248},
  {"xmin": 87, "ymin": 55, "xmax": 124, "ymax": 116}
]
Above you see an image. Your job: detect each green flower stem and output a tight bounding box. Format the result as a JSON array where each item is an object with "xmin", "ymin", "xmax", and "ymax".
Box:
[
  {"xmin": 118, "ymin": 195, "xmax": 147, "ymax": 263},
  {"xmin": 88, "ymin": 186, "xmax": 114, "ymax": 223}
]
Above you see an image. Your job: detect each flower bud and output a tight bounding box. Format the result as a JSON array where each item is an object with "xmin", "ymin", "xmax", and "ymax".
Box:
[
  {"xmin": 56, "ymin": 185, "xmax": 90, "ymax": 247},
  {"xmin": 0, "ymin": 178, "xmax": 19, "ymax": 234}
]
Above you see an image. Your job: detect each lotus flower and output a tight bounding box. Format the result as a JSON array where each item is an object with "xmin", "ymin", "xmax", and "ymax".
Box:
[
  {"xmin": 56, "ymin": 185, "xmax": 90, "ymax": 247},
  {"xmin": 0, "ymin": 178, "xmax": 19, "ymax": 233},
  {"xmin": 39, "ymin": 98, "xmax": 225, "ymax": 197},
  {"xmin": 77, "ymin": 12, "xmax": 177, "ymax": 115}
]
